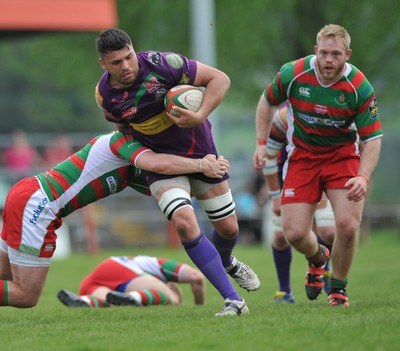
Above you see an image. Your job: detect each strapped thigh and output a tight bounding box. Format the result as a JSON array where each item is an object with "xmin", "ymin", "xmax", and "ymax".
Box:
[{"xmin": 197, "ymin": 190, "xmax": 236, "ymax": 222}]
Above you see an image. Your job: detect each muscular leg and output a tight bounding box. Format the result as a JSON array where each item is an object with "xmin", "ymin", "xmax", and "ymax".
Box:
[
  {"xmin": 0, "ymin": 250, "xmax": 49, "ymax": 308},
  {"xmin": 155, "ymin": 186, "xmax": 241, "ymax": 302},
  {"xmin": 326, "ymin": 189, "xmax": 364, "ymax": 280},
  {"xmin": 281, "ymin": 202, "xmax": 318, "ymax": 257},
  {"xmin": 197, "ymin": 181, "xmax": 238, "ymax": 266},
  {"xmin": 0, "ymin": 250, "xmax": 13, "ymax": 281}
]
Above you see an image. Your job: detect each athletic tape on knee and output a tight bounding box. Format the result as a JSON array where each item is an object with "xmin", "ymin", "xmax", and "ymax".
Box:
[
  {"xmin": 198, "ymin": 190, "xmax": 235, "ymax": 222},
  {"xmin": 272, "ymin": 212, "xmax": 283, "ymax": 232},
  {"xmin": 263, "ymin": 157, "xmax": 278, "ymax": 175},
  {"xmin": 266, "ymin": 138, "xmax": 284, "ymax": 157},
  {"xmin": 158, "ymin": 188, "xmax": 192, "ymax": 221},
  {"xmin": 315, "ymin": 201, "xmax": 335, "ymax": 227}
]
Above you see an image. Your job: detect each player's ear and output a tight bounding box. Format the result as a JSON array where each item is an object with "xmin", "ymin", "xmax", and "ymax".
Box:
[
  {"xmin": 345, "ymin": 48, "xmax": 352, "ymax": 61},
  {"xmin": 98, "ymin": 58, "xmax": 106, "ymax": 70}
]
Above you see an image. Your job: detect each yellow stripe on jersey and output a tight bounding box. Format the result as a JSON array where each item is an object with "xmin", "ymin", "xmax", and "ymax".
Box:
[{"xmin": 130, "ymin": 111, "xmax": 174, "ymax": 135}]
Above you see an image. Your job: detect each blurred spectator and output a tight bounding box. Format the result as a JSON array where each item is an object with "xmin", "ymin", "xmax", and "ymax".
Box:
[
  {"xmin": 2, "ymin": 129, "xmax": 40, "ymax": 183},
  {"xmin": 235, "ymin": 171, "xmax": 267, "ymax": 244},
  {"xmin": 43, "ymin": 134, "xmax": 74, "ymax": 166}
]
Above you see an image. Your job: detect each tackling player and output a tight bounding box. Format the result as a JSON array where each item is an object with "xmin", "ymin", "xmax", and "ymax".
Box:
[{"xmin": 0, "ymin": 131, "xmax": 228, "ymax": 308}]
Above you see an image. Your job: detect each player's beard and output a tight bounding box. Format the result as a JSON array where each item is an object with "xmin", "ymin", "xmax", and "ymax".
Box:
[{"xmin": 316, "ymin": 60, "xmax": 345, "ymax": 85}]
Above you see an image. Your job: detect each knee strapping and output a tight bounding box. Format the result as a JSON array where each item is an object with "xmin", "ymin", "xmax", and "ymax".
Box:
[
  {"xmin": 315, "ymin": 201, "xmax": 335, "ymax": 227},
  {"xmin": 158, "ymin": 188, "xmax": 192, "ymax": 221},
  {"xmin": 263, "ymin": 157, "xmax": 278, "ymax": 175},
  {"xmin": 198, "ymin": 190, "xmax": 236, "ymax": 222},
  {"xmin": 272, "ymin": 212, "xmax": 283, "ymax": 232}
]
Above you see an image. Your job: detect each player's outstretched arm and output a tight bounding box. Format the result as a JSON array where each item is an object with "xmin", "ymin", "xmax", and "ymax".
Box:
[
  {"xmin": 136, "ymin": 152, "xmax": 229, "ymax": 178},
  {"xmin": 253, "ymin": 95, "xmax": 276, "ymax": 170},
  {"xmin": 178, "ymin": 265, "xmax": 206, "ymax": 305}
]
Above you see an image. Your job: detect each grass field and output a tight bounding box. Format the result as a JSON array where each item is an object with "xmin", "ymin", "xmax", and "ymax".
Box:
[{"xmin": 0, "ymin": 230, "xmax": 399, "ymax": 351}]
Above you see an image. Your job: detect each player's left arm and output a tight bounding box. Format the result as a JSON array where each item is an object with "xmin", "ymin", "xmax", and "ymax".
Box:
[
  {"xmin": 168, "ymin": 62, "xmax": 230, "ymax": 128},
  {"xmin": 345, "ymin": 137, "xmax": 381, "ymax": 202},
  {"xmin": 114, "ymin": 133, "xmax": 229, "ymax": 177},
  {"xmin": 253, "ymin": 94, "xmax": 276, "ymax": 170},
  {"xmin": 136, "ymin": 152, "xmax": 229, "ymax": 178},
  {"xmin": 178, "ymin": 264, "xmax": 206, "ymax": 305}
]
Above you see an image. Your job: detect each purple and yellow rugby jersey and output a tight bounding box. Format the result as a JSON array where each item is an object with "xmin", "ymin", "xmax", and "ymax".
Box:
[
  {"xmin": 95, "ymin": 51, "xmax": 218, "ymax": 160},
  {"xmin": 35, "ymin": 132, "xmax": 150, "ymax": 218},
  {"xmin": 265, "ymin": 55, "xmax": 382, "ymax": 153}
]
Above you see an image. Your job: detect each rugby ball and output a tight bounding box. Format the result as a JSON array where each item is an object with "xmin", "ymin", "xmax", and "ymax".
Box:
[{"xmin": 164, "ymin": 85, "xmax": 204, "ymax": 117}]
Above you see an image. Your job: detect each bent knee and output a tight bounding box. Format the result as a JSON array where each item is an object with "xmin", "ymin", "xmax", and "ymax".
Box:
[
  {"xmin": 335, "ymin": 219, "xmax": 360, "ymax": 239},
  {"xmin": 15, "ymin": 294, "xmax": 40, "ymax": 308},
  {"xmin": 273, "ymin": 231, "xmax": 289, "ymax": 248}
]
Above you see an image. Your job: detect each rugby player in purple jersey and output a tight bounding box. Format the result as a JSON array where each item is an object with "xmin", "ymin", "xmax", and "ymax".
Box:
[
  {"xmin": 95, "ymin": 28, "xmax": 260, "ymax": 316},
  {"xmin": 0, "ymin": 131, "xmax": 228, "ymax": 308},
  {"xmin": 253, "ymin": 24, "xmax": 382, "ymax": 307}
]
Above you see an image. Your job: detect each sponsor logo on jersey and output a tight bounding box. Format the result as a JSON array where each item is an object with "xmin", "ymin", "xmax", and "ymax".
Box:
[
  {"xmin": 119, "ymin": 99, "xmax": 138, "ymax": 120},
  {"xmin": 283, "ymin": 188, "xmax": 295, "ymax": 197},
  {"xmin": 299, "ymin": 87, "xmax": 311, "ymax": 97},
  {"xmin": 369, "ymin": 98, "xmax": 378, "ymax": 119},
  {"xmin": 29, "ymin": 198, "xmax": 49, "ymax": 225},
  {"xmin": 127, "ymin": 139, "xmax": 142, "ymax": 149},
  {"xmin": 144, "ymin": 76, "xmax": 163, "ymax": 93},
  {"xmin": 155, "ymin": 87, "xmax": 168, "ymax": 103},
  {"xmin": 298, "ymin": 113, "xmax": 346, "ymax": 127},
  {"xmin": 112, "ymin": 91, "xmax": 129, "ymax": 103},
  {"xmin": 106, "ymin": 176, "xmax": 118, "ymax": 194},
  {"xmin": 335, "ymin": 93, "xmax": 348, "ymax": 105},
  {"xmin": 179, "ymin": 74, "xmax": 190, "ymax": 85},
  {"xmin": 166, "ymin": 54, "xmax": 183, "ymax": 69},
  {"xmin": 122, "ymin": 106, "xmax": 138, "ymax": 119},
  {"xmin": 44, "ymin": 244, "xmax": 55, "ymax": 252},
  {"xmin": 314, "ymin": 105, "xmax": 327, "ymax": 114},
  {"xmin": 130, "ymin": 112, "xmax": 174, "ymax": 135},
  {"xmin": 147, "ymin": 52, "xmax": 161, "ymax": 65}
]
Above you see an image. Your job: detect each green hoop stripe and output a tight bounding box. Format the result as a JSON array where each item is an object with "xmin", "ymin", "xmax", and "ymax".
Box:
[{"xmin": 3, "ymin": 281, "xmax": 8, "ymax": 306}]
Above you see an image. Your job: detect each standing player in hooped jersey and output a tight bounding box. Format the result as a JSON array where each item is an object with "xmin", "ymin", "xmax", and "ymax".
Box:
[
  {"xmin": 264, "ymin": 102, "xmax": 336, "ymax": 304},
  {"xmin": 0, "ymin": 131, "xmax": 229, "ymax": 309},
  {"xmin": 253, "ymin": 24, "xmax": 382, "ymax": 307},
  {"xmin": 95, "ymin": 28, "xmax": 260, "ymax": 316}
]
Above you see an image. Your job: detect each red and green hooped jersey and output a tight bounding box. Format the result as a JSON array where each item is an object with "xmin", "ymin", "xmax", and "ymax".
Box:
[
  {"xmin": 264, "ymin": 55, "xmax": 382, "ymax": 153},
  {"xmin": 110, "ymin": 255, "xmax": 184, "ymax": 282},
  {"xmin": 35, "ymin": 132, "xmax": 150, "ymax": 218}
]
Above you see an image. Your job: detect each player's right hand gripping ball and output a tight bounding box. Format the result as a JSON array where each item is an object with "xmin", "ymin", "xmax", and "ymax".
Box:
[{"xmin": 164, "ymin": 85, "xmax": 204, "ymax": 117}]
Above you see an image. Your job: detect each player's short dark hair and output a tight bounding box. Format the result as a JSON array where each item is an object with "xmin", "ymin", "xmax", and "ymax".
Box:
[{"xmin": 96, "ymin": 28, "xmax": 132, "ymax": 57}]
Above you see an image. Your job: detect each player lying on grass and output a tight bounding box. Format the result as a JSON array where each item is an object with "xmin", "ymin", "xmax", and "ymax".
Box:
[
  {"xmin": 0, "ymin": 131, "xmax": 228, "ymax": 308},
  {"xmin": 58, "ymin": 255, "xmax": 205, "ymax": 307}
]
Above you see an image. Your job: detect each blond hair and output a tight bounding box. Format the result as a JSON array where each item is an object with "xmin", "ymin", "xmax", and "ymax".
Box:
[{"xmin": 316, "ymin": 24, "xmax": 351, "ymax": 50}]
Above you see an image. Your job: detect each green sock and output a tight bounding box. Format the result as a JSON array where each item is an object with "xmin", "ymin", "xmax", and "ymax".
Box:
[
  {"xmin": 306, "ymin": 244, "xmax": 325, "ymax": 266},
  {"xmin": 330, "ymin": 277, "xmax": 348, "ymax": 290}
]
